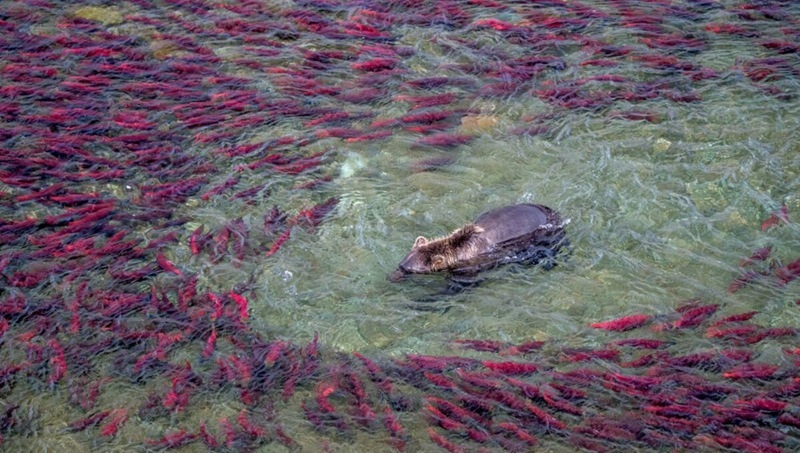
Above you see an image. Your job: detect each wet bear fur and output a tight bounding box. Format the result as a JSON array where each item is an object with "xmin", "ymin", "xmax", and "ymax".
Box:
[{"xmin": 390, "ymin": 203, "xmax": 569, "ymax": 290}]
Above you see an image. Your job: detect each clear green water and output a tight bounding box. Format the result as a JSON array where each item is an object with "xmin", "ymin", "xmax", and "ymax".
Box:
[{"xmin": 238, "ymin": 64, "xmax": 800, "ymax": 355}]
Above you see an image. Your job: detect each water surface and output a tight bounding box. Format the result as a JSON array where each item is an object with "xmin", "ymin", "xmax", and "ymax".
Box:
[{"xmin": 1, "ymin": 0, "xmax": 799, "ymax": 451}]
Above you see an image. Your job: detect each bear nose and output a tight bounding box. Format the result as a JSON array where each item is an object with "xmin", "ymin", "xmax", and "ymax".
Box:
[{"xmin": 398, "ymin": 255, "xmax": 416, "ymax": 272}]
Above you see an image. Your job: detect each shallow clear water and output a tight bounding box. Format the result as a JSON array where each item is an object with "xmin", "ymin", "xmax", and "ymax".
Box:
[{"xmin": 2, "ymin": 0, "xmax": 800, "ymax": 451}]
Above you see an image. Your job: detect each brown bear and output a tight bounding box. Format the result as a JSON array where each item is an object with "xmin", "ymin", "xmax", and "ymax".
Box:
[{"xmin": 389, "ymin": 203, "xmax": 568, "ymax": 293}]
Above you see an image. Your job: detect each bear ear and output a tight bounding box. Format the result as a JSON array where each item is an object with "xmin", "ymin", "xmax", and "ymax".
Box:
[
  {"xmin": 431, "ymin": 254, "xmax": 447, "ymax": 269},
  {"xmin": 413, "ymin": 236, "xmax": 428, "ymax": 248}
]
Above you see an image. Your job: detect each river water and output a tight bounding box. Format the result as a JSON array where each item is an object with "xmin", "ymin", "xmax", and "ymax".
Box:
[{"xmin": 1, "ymin": 0, "xmax": 799, "ymax": 451}]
